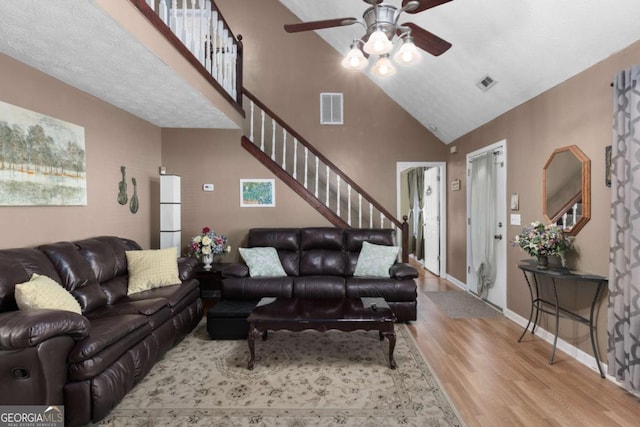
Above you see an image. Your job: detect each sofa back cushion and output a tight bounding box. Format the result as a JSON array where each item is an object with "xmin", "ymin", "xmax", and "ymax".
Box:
[
  {"xmin": 75, "ymin": 236, "xmax": 138, "ymax": 283},
  {"xmin": 0, "ymin": 248, "xmax": 63, "ymax": 313},
  {"xmin": 299, "ymin": 228, "xmax": 346, "ymax": 276},
  {"xmin": 344, "ymin": 229, "xmax": 396, "ymax": 276},
  {"xmin": 248, "ymin": 228, "xmax": 300, "ymax": 276}
]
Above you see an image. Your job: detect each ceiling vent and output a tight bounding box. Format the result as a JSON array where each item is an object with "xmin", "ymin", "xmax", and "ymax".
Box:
[{"xmin": 476, "ymin": 74, "xmax": 497, "ymax": 92}]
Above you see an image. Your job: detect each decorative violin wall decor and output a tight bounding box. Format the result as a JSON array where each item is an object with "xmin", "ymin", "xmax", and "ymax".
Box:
[{"xmin": 116, "ymin": 165, "xmax": 139, "ymax": 214}]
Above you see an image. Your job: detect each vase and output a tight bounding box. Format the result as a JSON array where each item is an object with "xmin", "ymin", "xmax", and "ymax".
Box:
[
  {"xmin": 202, "ymin": 253, "xmax": 213, "ymax": 270},
  {"xmin": 536, "ymin": 255, "xmax": 549, "ymax": 270}
]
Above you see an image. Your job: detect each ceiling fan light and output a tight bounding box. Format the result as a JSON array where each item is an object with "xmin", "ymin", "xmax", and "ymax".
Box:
[
  {"xmin": 363, "ymin": 29, "xmax": 393, "ymax": 55},
  {"xmin": 341, "ymin": 46, "xmax": 368, "ymax": 71},
  {"xmin": 393, "ymin": 39, "xmax": 421, "ymax": 65},
  {"xmin": 371, "ymin": 55, "xmax": 396, "ymax": 78}
]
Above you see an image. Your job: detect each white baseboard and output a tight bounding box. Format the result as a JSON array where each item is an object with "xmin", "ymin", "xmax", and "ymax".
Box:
[{"xmin": 445, "ymin": 274, "xmax": 467, "ymax": 291}]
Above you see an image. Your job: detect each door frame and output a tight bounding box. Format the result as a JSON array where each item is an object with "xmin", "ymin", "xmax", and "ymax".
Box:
[
  {"xmin": 396, "ymin": 161, "xmax": 447, "ymax": 277},
  {"xmin": 465, "ymin": 139, "xmax": 507, "ymax": 308}
]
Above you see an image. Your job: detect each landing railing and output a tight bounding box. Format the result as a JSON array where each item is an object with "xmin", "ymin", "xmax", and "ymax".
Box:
[
  {"xmin": 242, "ymin": 89, "xmax": 409, "ymax": 261},
  {"xmin": 131, "ymin": 0, "xmax": 243, "ymax": 112}
]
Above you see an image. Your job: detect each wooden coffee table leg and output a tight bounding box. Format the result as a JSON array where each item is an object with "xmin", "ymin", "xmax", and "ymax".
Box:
[
  {"xmin": 247, "ymin": 325, "xmax": 261, "ymax": 370},
  {"xmin": 382, "ymin": 329, "xmax": 396, "ymax": 369}
]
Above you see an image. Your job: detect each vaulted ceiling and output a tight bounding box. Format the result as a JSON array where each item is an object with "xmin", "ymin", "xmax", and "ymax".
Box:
[
  {"xmin": 279, "ymin": 0, "xmax": 640, "ymax": 143},
  {"xmin": 1, "ymin": 1, "xmax": 639, "ymax": 145}
]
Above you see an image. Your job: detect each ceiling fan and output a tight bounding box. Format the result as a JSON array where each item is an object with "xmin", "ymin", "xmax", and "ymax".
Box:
[{"xmin": 284, "ymin": 0, "xmax": 453, "ymax": 77}]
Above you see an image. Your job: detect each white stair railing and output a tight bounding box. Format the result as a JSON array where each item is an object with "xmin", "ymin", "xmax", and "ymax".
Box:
[
  {"xmin": 139, "ymin": 0, "xmax": 239, "ymax": 102},
  {"xmin": 243, "ymin": 91, "xmax": 402, "ymax": 232}
]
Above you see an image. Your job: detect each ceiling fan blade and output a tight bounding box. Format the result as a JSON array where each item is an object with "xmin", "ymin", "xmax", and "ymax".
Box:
[
  {"xmin": 401, "ymin": 23, "xmax": 452, "ymax": 56},
  {"xmin": 402, "ymin": 0, "xmax": 453, "ymax": 14},
  {"xmin": 284, "ymin": 18, "xmax": 358, "ymax": 33}
]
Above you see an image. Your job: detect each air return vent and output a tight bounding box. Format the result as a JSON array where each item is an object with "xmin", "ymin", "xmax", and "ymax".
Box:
[
  {"xmin": 320, "ymin": 93, "xmax": 343, "ymax": 125},
  {"xmin": 476, "ymin": 74, "xmax": 497, "ymax": 92}
]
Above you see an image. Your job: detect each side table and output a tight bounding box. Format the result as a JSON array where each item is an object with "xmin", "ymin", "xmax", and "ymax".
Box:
[
  {"xmin": 194, "ymin": 262, "xmax": 230, "ymax": 300},
  {"xmin": 517, "ymin": 259, "xmax": 607, "ymax": 377}
]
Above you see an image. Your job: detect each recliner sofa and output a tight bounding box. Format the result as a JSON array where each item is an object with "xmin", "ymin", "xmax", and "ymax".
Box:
[
  {"xmin": 222, "ymin": 227, "xmax": 418, "ymax": 321},
  {"xmin": 0, "ymin": 236, "xmax": 202, "ymax": 427}
]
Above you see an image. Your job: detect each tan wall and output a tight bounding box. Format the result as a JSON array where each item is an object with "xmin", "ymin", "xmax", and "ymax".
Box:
[
  {"xmin": 161, "ymin": 0, "xmax": 448, "ymax": 259},
  {"xmin": 161, "ymin": 128, "xmax": 330, "ymax": 262},
  {"xmin": 215, "ymin": 0, "xmax": 447, "ymax": 211},
  {"xmin": 447, "ymin": 40, "xmax": 640, "ymax": 360},
  {"xmin": 0, "ymin": 53, "xmax": 161, "ymax": 249}
]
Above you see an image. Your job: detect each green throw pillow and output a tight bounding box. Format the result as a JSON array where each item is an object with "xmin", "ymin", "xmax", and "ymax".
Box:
[
  {"xmin": 353, "ymin": 241, "xmax": 399, "ymax": 277},
  {"xmin": 239, "ymin": 247, "xmax": 287, "ymax": 277}
]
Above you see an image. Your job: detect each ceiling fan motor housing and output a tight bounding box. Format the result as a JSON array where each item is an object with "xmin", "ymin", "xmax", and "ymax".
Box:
[{"xmin": 363, "ymin": 5, "xmax": 399, "ymax": 40}]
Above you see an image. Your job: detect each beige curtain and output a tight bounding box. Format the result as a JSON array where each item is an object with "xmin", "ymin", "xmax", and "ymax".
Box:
[{"xmin": 608, "ymin": 64, "xmax": 640, "ymax": 393}]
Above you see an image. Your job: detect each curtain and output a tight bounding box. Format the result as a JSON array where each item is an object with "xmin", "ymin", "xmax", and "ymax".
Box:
[
  {"xmin": 415, "ymin": 168, "xmax": 425, "ymax": 261},
  {"xmin": 470, "ymin": 153, "xmax": 497, "ymax": 297},
  {"xmin": 407, "ymin": 170, "xmax": 418, "ymax": 255},
  {"xmin": 608, "ymin": 64, "xmax": 640, "ymax": 393}
]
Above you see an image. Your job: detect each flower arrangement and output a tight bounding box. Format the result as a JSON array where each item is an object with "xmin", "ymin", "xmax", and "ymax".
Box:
[
  {"xmin": 513, "ymin": 221, "xmax": 572, "ymax": 266},
  {"xmin": 188, "ymin": 227, "xmax": 231, "ymax": 259}
]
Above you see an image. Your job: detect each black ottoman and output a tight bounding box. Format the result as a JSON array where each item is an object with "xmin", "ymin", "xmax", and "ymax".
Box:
[{"xmin": 207, "ymin": 300, "xmax": 259, "ymax": 340}]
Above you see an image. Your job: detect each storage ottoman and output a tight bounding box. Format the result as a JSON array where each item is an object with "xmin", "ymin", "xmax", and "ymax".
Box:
[{"xmin": 207, "ymin": 299, "xmax": 259, "ymax": 339}]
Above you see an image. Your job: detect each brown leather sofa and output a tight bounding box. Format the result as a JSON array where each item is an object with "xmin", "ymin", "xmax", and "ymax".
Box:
[
  {"xmin": 223, "ymin": 228, "xmax": 418, "ymax": 321},
  {"xmin": 0, "ymin": 236, "xmax": 203, "ymax": 427}
]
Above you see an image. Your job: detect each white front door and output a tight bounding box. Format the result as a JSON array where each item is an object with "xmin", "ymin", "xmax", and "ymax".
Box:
[
  {"xmin": 423, "ymin": 167, "xmax": 440, "ymax": 275},
  {"xmin": 466, "ymin": 140, "xmax": 507, "ymax": 309}
]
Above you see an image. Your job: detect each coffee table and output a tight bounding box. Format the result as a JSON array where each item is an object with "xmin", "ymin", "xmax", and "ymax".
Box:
[{"xmin": 246, "ymin": 297, "xmax": 397, "ymax": 370}]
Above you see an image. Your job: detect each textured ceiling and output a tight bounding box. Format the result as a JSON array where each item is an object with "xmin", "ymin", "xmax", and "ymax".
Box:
[
  {"xmin": 279, "ymin": 0, "xmax": 640, "ymax": 143},
  {"xmin": 0, "ymin": 0, "xmax": 238, "ymax": 129}
]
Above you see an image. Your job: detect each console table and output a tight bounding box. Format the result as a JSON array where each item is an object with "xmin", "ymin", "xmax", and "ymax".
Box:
[{"xmin": 517, "ymin": 259, "xmax": 607, "ymax": 377}]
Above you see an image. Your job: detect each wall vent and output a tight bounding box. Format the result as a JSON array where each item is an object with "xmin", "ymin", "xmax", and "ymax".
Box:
[
  {"xmin": 320, "ymin": 93, "xmax": 343, "ymax": 125},
  {"xmin": 476, "ymin": 74, "xmax": 497, "ymax": 92}
]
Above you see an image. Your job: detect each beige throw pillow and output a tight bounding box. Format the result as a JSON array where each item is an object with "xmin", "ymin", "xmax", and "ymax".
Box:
[
  {"xmin": 126, "ymin": 247, "xmax": 181, "ymax": 295},
  {"xmin": 15, "ymin": 273, "xmax": 82, "ymax": 314}
]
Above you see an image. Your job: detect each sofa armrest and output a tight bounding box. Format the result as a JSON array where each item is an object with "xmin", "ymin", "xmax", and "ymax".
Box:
[
  {"xmin": 389, "ymin": 263, "xmax": 419, "ymax": 280},
  {"xmin": 222, "ymin": 263, "xmax": 250, "ymax": 278},
  {"xmin": 178, "ymin": 257, "xmax": 198, "ymax": 281},
  {"xmin": 0, "ymin": 309, "xmax": 90, "ymax": 350}
]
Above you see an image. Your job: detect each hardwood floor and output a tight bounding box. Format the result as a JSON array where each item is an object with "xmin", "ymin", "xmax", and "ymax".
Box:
[{"xmin": 408, "ymin": 266, "xmax": 640, "ymax": 427}]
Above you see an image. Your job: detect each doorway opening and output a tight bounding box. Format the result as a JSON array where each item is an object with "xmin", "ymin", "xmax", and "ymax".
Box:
[{"xmin": 396, "ymin": 162, "xmax": 447, "ymax": 277}]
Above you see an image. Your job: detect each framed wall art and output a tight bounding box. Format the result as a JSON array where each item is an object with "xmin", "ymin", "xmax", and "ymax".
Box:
[
  {"xmin": 0, "ymin": 100, "xmax": 87, "ymax": 206},
  {"xmin": 240, "ymin": 179, "xmax": 275, "ymax": 207}
]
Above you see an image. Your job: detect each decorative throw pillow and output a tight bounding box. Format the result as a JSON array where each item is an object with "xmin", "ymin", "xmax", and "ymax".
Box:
[
  {"xmin": 354, "ymin": 241, "xmax": 400, "ymax": 278},
  {"xmin": 239, "ymin": 247, "xmax": 287, "ymax": 277},
  {"xmin": 15, "ymin": 273, "xmax": 82, "ymax": 314},
  {"xmin": 126, "ymin": 247, "xmax": 181, "ymax": 295}
]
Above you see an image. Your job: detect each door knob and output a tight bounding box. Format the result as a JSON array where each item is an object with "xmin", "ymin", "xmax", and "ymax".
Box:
[{"xmin": 494, "ymin": 234, "xmax": 503, "ymax": 240}]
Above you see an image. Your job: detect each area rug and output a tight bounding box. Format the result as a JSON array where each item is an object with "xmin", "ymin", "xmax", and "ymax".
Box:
[
  {"xmin": 98, "ymin": 322, "xmax": 464, "ymax": 426},
  {"xmin": 426, "ymin": 291, "xmax": 503, "ymax": 319}
]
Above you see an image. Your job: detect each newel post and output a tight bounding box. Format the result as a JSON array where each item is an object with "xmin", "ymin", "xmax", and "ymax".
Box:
[{"xmin": 401, "ymin": 215, "xmax": 409, "ymax": 263}]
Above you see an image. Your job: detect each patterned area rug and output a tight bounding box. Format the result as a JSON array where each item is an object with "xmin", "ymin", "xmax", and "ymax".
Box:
[
  {"xmin": 426, "ymin": 291, "xmax": 503, "ymax": 318},
  {"xmin": 98, "ymin": 322, "xmax": 464, "ymax": 426}
]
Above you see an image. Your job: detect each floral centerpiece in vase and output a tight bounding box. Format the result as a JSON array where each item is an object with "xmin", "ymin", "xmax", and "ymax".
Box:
[
  {"xmin": 189, "ymin": 227, "xmax": 231, "ymax": 270},
  {"xmin": 513, "ymin": 221, "xmax": 572, "ymax": 269}
]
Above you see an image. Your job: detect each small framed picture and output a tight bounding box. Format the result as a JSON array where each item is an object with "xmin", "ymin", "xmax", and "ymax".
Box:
[{"xmin": 240, "ymin": 179, "xmax": 275, "ymax": 207}]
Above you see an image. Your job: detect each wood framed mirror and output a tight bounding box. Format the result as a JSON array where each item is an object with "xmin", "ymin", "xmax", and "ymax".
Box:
[{"xmin": 543, "ymin": 145, "xmax": 591, "ymax": 235}]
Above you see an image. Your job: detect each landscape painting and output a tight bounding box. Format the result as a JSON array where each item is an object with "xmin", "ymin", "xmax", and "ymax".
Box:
[
  {"xmin": 240, "ymin": 179, "xmax": 275, "ymax": 207},
  {"xmin": 0, "ymin": 100, "xmax": 87, "ymax": 206}
]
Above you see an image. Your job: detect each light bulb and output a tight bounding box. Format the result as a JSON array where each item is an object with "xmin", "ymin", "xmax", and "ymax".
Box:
[
  {"xmin": 393, "ymin": 39, "xmax": 421, "ymax": 65},
  {"xmin": 341, "ymin": 46, "xmax": 368, "ymax": 71},
  {"xmin": 363, "ymin": 29, "xmax": 393, "ymax": 55},
  {"xmin": 371, "ymin": 55, "xmax": 396, "ymax": 78}
]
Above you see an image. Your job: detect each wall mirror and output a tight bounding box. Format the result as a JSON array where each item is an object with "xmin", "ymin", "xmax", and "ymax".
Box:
[{"xmin": 543, "ymin": 145, "xmax": 591, "ymax": 235}]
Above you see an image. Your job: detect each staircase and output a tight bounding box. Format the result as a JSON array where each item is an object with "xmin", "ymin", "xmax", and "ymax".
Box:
[
  {"xmin": 242, "ymin": 90, "xmax": 409, "ymax": 261},
  {"xmin": 134, "ymin": 0, "xmax": 409, "ymax": 261}
]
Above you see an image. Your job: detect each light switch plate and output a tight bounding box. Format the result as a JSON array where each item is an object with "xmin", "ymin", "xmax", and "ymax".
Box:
[
  {"xmin": 510, "ymin": 214, "xmax": 521, "ymax": 226},
  {"xmin": 202, "ymin": 184, "xmax": 214, "ymax": 192}
]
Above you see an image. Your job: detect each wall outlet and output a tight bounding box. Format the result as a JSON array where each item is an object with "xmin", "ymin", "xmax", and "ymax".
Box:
[{"xmin": 202, "ymin": 183, "xmax": 214, "ymax": 192}]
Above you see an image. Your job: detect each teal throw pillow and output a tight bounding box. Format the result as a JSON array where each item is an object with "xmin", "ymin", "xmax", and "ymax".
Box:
[
  {"xmin": 239, "ymin": 247, "xmax": 287, "ymax": 277},
  {"xmin": 354, "ymin": 241, "xmax": 400, "ymax": 277}
]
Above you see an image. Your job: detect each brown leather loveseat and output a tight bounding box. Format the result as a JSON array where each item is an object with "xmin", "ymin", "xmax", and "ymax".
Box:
[
  {"xmin": 0, "ymin": 236, "xmax": 202, "ymax": 426},
  {"xmin": 223, "ymin": 227, "xmax": 418, "ymax": 321}
]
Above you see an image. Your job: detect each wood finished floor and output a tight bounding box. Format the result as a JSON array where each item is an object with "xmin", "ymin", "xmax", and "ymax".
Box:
[{"xmin": 409, "ymin": 265, "xmax": 640, "ymax": 427}]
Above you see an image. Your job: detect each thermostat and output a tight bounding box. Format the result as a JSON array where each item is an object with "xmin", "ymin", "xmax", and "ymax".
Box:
[{"xmin": 202, "ymin": 184, "xmax": 214, "ymax": 192}]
